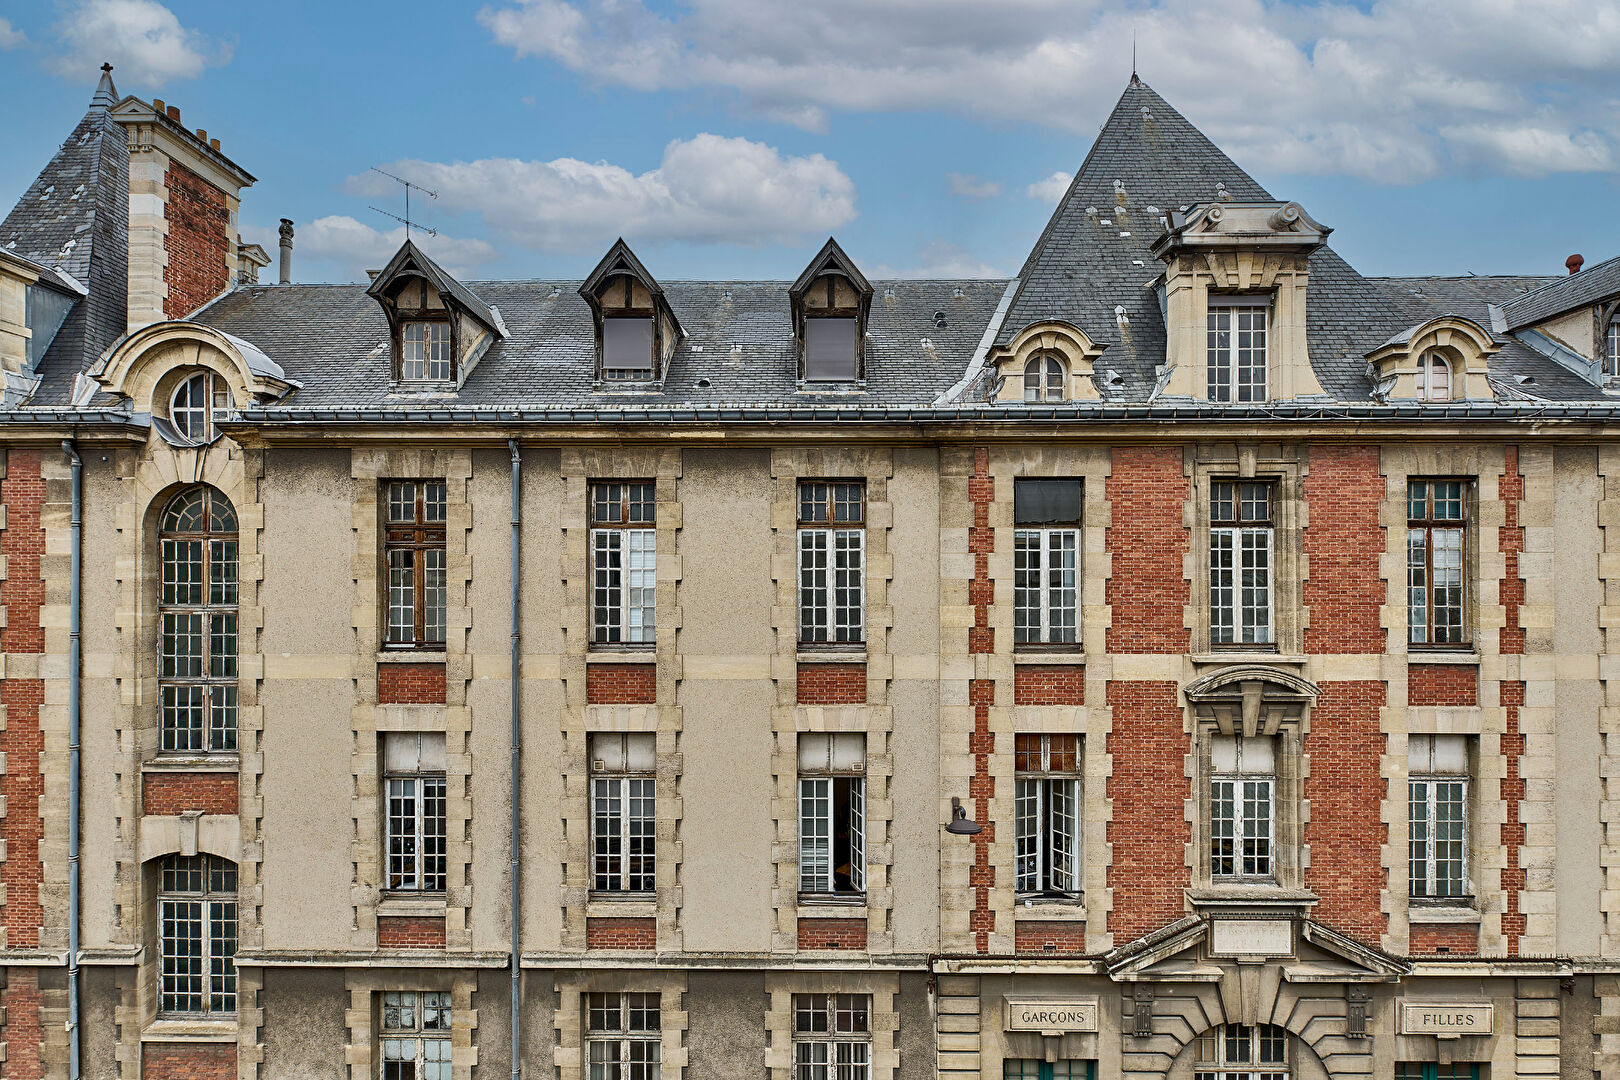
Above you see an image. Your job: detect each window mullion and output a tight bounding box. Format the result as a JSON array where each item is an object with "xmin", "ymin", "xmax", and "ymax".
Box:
[{"xmin": 414, "ymin": 776, "xmax": 427, "ymax": 892}]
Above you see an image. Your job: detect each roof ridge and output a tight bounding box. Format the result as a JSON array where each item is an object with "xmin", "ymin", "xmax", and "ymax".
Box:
[{"xmin": 1502, "ymin": 252, "xmax": 1620, "ymax": 308}]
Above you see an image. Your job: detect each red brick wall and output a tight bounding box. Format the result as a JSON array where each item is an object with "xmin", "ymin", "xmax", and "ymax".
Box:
[
  {"xmin": 0, "ymin": 969, "xmax": 43, "ymax": 1079},
  {"xmin": 162, "ymin": 160, "xmax": 230, "ymax": 318},
  {"xmin": 1105, "ymin": 681, "xmax": 1189, "ymax": 940},
  {"xmin": 1013, "ymin": 666, "xmax": 1084, "ymax": 705},
  {"xmin": 586, "ymin": 916, "xmax": 656, "ymax": 950},
  {"xmin": 1304, "ymin": 681, "xmax": 1388, "ymax": 942},
  {"xmin": 797, "ymin": 917, "xmax": 868, "ymax": 951},
  {"xmin": 141, "ymin": 1040, "xmax": 237, "ymax": 1080},
  {"xmin": 1014, "ymin": 920, "xmax": 1086, "ymax": 955},
  {"xmin": 2, "ymin": 448, "xmax": 46, "ymax": 948},
  {"xmin": 1409, "ymin": 922, "xmax": 1479, "ymax": 956},
  {"xmin": 967, "ymin": 448, "xmax": 996, "ymax": 952},
  {"xmin": 1106, "ymin": 447, "xmax": 1189, "ymax": 653},
  {"xmin": 586, "ymin": 663, "xmax": 656, "ymax": 704},
  {"xmin": 143, "ymin": 772, "xmax": 238, "ymax": 816},
  {"xmin": 377, "ymin": 915, "xmax": 447, "ymax": 949},
  {"xmin": 1499, "ymin": 447, "xmax": 1526, "ymax": 956},
  {"xmin": 1303, "ymin": 445, "xmax": 1385, "ymax": 653},
  {"xmin": 1407, "ymin": 664, "xmax": 1478, "ymax": 707},
  {"xmin": 378, "ymin": 662, "xmax": 447, "ymax": 705},
  {"xmin": 797, "ymin": 662, "xmax": 866, "ymax": 704}
]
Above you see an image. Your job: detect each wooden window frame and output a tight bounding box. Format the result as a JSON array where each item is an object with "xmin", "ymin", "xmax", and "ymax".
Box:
[
  {"xmin": 1206, "ymin": 296, "xmax": 1270, "ymax": 403},
  {"xmin": 383, "ymin": 480, "xmax": 448, "ymax": 649},
  {"xmin": 797, "ymin": 480, "xmax": 866, "ymax": 646},
  {"xmin": 586, "ymin": 992, "xmax": 662, "ymax": 1079},
  {"xmin": 1407, "ymin": 478, "xmax": 1470, "ymax": 649},
  {"xmin": 381, "ymin": 991, "xmax": 453, "ymax": 1080},
  {"xmin": 1013, "ymin": 733, "xmax": 1082, "ymax": 898},
  {"xmin": 792, "ymin": 994, "xmax": 872, "ymax": 1080},
  {"xmin": 589, "ymin": 480, "xmax": 657, "ymax": 646},
  {"xmin": 157, "ymin": 854, "xmax": 238, "ymax": 1018},
  {"xmin": 1209, "ymin": 480, "xmax": 1275, "ymax": 649},
  {"xmin": 158, "ymin": 486, "xmax": 239, "ymax": 754},
  {"xmin": 1022, "ymin": 354, "xmax": 1066, "ymax": 402}
]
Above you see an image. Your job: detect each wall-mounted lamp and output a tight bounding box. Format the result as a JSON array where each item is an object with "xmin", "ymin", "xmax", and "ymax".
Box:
[{"xmin": 945, "ymin": 796, "xmax": 982, "ymax": 836}]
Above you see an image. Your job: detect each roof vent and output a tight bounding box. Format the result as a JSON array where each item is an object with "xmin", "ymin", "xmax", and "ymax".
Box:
[
  {"xmin": 694, "ymin": 377, "xmax": 712, "ymax": 388},
  {"xmin": 1566, "ymin": 253, "xmax": 1584, "ymax": 275},
  {"xmin": 921, "ymin": 337, "xmax": 933, "ymax": 348},
  {"xmin": 1115, "ymin": 305, "xmax": 1129, "ymax": 326},
  {"xmin": 884, "ymin": 287, "xmax": 896, "ymax": 300},
  {"xmin": 1215, "ymin": 182, "xmax": 1230, "ymax": 201},
  {"xmin": 1086, "ymin": 207, "xmax": 1098, "ymax": 217},
  {"xmin": 953, "ymin": 287, "xmax": 964, "ymax": 298},
  {"xmin": 1141, "ymin": 106, "xmax": 1152, "ymax": 119},
  {"xmin": 721, "ymin": 290, "xmax": 732, "ymax": 302},
  {"xmin": 547, "ymin": 287, "xmax": 560, "ymax": 299}
]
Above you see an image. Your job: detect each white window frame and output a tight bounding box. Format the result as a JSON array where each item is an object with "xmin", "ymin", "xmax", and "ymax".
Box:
[
  {"xmin": 158, "ymin": 854, "xmax": 237, "ymax": 1018},
  {"xmin": 1407, "ymin": 479, "xmax": 1468, "ymax": 647},
  {"xmin": 1606, "ymin": 316, "xmax": 1620, "ymax": 377},
  {"xmin": 1014, "ymin": 734, "xmax": 1081, "ymax": 897},
  {"xmin": 793, "ymin": 994, "xmax": 872, "ymax": 1080},
  {"xmin": 401, "ymin": 320, "xmax": 452, "ymax": 382},
  {"xmin": 797, "ymin": 482, "xmax": 865, "ymax": 645},
  {"xmin": 381, "ymin": 991, "xmax": 452, "ymax": 1080},
  {"xmin": 590, "ymin": 481, "xmax": 657, "ymax": 645},
  {"xmin": 591, "ymin": 734, "xmax": 657, "ymax": 894},
  {"xmin": 158, "ymin": 486, "xmax": 239, "ymax": 754},
  {"xmin": 586, "ymin": 992, "xmax": 661, "ymax": 1080},
  {"xmin": 1206, "ymin": 300, "xmax": 1269, "ymax": 403},
  {"xmin": 169, "ymin": 370, "xmax": 232, "ymax": 444},
  {"xmin": 1013, "ymin": 528, "xmax": 1079, "ymax": 645},
  {"xmin": 1023, "ymin": 355, "xmax": 1065, "ymax": 402},
  {"xmin": 1416, "ymin": 351, "xmax": 1453, "ymax": 401},
  {"xmin": 1210, "ymin": 737, "xmax": 1275, "ymax": 881},
  {"xmin": 798, "ymin": 733, "xmax": 866, "ymax": 899},
  {"xmin": 1193, "ymin": 1023, "xmax": 1289, "ymax": 1080},
  {"xmin": 1409, "ymin": 734, "xmax": 1470, "ymax": 901},
  {"xmin": 1210, "ymin": 481, "xmax": 1273, "ymax": 647},
  {"xmin": 386, "ymin": 773, "xmax": 447, "ymax": 894}
]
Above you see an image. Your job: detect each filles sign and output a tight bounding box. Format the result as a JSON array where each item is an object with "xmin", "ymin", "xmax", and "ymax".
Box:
[
  {"xmin": 1399, "ymin": 1004, "xmax": 1493, "ymax": 1036},
  {"xmin": 1003, "ymin": 997, "xmax": 1100, "ymax": 1033}
]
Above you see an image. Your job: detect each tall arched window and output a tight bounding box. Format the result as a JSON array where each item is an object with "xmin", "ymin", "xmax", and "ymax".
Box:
[
  {"xmin": 1415, "ymin": 352, "xmax": 1452, "ymax": 402},
  {"xmin": 1606, "ymin": 313, "xmax": 1620, "ymax": 377},
  {"xmin": 159, "ymin": 486, "xmax": 238, "ymax": 754},
  {"xmin": 158, "ymin": 854, "xmax": 237, "ymax": 1017},
  {"xmin": 1192, "ymin": 1023, "xmax": 1289, "ymax": 1079},
  {"xmin": 1023, "ymin": 355, "xmax": 1065, "ymax": 402}
]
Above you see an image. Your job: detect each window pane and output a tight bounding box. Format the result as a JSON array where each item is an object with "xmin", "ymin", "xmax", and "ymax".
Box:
[
  {"xmin": 603, "ymin": 318, "xmax": 655, "ymax": 378},
  {"xmin": 1014, "ymin": 479, "xmax": 1081, "ymax": 527},
  {"xmin": 805, "ymin": 318, "xmax": 859, "ymax": 381},
  {"xmin": 423, "ymin": 548, "xmax": 446, "ymax": 644},
  {"xmin": 799, "ymin": 530, "xmax": 829, "ymax": 642},
  {"xmin": 594, "ymin": 530, "xmax": 624, "ymax": 643},
  {"xmin": 162, "ymin": 539, "xmax": 203, "ymax": 605},
  {"xmin": 593, "ymin": 776, "xmax": 625, "ymax": 892},
  {"xmin": 831, "ymin": 530, "xmax": 864, "ymax": 642},
  {"xmin": 162, "ymin": 685, "xmax": 205, "ymax": 753},
  {"xmin": 626, "ymin": 530, "xmax": 656, "ymax": 643},
  {"xmin": 387, "ymin": 550, "xmax": 416, "ymax": 643},
  {"xmin": 799, "ymin": 778, "xmax": 831, "ymax": 892}
]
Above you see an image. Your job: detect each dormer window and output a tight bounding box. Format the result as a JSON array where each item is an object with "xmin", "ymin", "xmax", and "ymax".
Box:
[
  {"xmin": 1415, "ymin": 351, "xmax": 1452, "ymax": 402},
  {"xmin": 170, "ymin": 370, "xmax": 231, "ymax": 444},
  {"xmin": 791, "ymin": 239, "xmax": 873, "ymax": 387},
  {"xmin": 401, "ymin": 320, "xmax": 451, "ymax": 382},
  {"xmin": 581, "ymin": 241, "xmax": 682, "ymax": 387},
  {"xmin": 1207, "ymin": 296, "xmax": 1268, "ymax": 403},
  {"xmin": 1023, "ymin": 355, "xmax": 1065, "ymax": 402},
  {"xmin": 1606, "ymin": 314, "xmax": 1620, "ymax": 377}
]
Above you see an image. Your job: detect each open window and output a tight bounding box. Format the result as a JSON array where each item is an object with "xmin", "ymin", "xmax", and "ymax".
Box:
[
  {"xmin": 367, "ymin": 239, "xmax": 504, "ymax": 388},
  {"xmin": 581, "ymin": 239, "xmax": 682, "ymax": 385},
  {"xmin": 791, "ymin": 238, "xmax": 872, "ymax": 385},
  {"xmin": 798, "ymin": 733, "xmax": 866, "ymax": 900}
]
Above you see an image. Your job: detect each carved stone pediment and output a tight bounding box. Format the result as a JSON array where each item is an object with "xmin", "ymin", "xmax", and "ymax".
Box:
[{"xmin": 1183, "ymin": 665, "xmax": 1319, "ymax": 735}]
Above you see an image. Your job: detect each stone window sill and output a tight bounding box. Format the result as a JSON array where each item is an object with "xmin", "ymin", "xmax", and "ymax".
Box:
[
  {"xmin": 797, "ymin": 902, "xmax": 868, "ymax": 919},
  {"xmin": 1191, "ymin": 653, "xmax": 1307, "ymax": 665},
  {"xmin": 378, "ymin": 897, "xmax": 448, "ymax": 917},
  {"xmin": 1012, "ymin": 651, "xmax": 1086, "ymax": 666},
  {"xmin": 585, "ymin": 647, "xmax": 656, "ymax": 662},
  {"xmin": 143, "ymin": 756, "xmax": 240, "ymax": 773},
  {"xmin": 142, "ymin": 1018, "xmax": 238, "ymax": 1042},
  {"xmin": 1407, "ymin": 651, "xmax": 1481, "ymax": 666},
  {"xmin": 377, "ymin": 649, "xmax": 447, "ymax": 664},
  {"xmin": 1014, "ymin": 897, "xmax": 1086, "ymax": 921},
  {"xmin": 587, "ymin": 897, "xmax": 656, "ymax": 918},
  {"xmin": 797, "ymin": 649, "xmax": 867, "ymax": 664},
  {"xmin": 1408, "ymin": 902, "xmax": 1480, "ymax": 924}
]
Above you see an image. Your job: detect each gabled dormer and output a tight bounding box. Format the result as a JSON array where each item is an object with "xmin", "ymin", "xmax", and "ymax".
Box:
[
  {"xmin": 790, "ymin": 238, "xmax": 872, "ymax": 386},
  {"xmin": 1150, "ymin": 201, "xmax": 1330, "ymax": 402},
  {"xmin": 1365, "ymin": 315, "xmax": 1499, "ymax": 402},
  {"xmin": 580, "ymin": 239, "xmax": 682, "ymax": 387},
  {"xmin": 367, "ymin": 239, "xmax": 505, "ymax": 390}
]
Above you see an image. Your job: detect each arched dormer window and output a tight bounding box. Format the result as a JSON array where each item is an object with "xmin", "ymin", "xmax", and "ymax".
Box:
[
  {"xmin": 168, "ymin": 369, "xmax": 232, "ymax": 444},
  {"xmin": 159, "ymin": 486, "xmax": 238, "ymax": 754},
  {"xmin": 1023, "ymin": 355, "xmax": 1065, "ymax": 402},
  {"xmin": 790, "ymin": 238, "xmax": 873, "ymax": 385},
  {"xmin": 1415, "ymin": 351, "xmax": 1452, "ymax": 402},
  {"xmin": 581, "ymin": 239, "xmax": 683, "ymax": 386}
]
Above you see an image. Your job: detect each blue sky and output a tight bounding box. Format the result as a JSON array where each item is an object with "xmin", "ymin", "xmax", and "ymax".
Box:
[{"xmin": 3, "ymin": 0, "xmax": 1619, "ymax": 285}]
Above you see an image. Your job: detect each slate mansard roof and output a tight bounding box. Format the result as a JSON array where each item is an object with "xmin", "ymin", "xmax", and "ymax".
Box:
[{"xmin": 10, "ymin": 75, "xmax": 1620, "ymax": 414}]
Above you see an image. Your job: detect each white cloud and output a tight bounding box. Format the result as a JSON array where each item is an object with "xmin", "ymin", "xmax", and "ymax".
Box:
[
  {"xmin": 0, "ymin": 18, "xmax": 27, "ymax": 49},
  {"xmin": 872, "ymin": 240, "xmax": 1004, "ymax": 279},
  {"xmin": 1025, "ymin": 171, "xmax": 1072, "ymax": 203},
  {"xmin": 50, "ymin": 0, "xmax": 230, "ymax": 85},
  {"xmin": 478, "ymin": 0, "xmax": 1620, "ymax": 182},
  {"xmin": 947, "ymin": 173, "xmax": 1002, "ymax": 200},
  {"xmin": 257, "ymin": 216, "xmax": 502, "ymax": 282},
  {"xmin": 346, "ymin": 134, "xmax": 857, "ymax": 252}
]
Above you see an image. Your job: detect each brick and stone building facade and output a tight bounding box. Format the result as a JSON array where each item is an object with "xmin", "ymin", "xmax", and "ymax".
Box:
[{"xmin": 1, "ymin": 69, "xmax": 1619, "ymax": 1079}]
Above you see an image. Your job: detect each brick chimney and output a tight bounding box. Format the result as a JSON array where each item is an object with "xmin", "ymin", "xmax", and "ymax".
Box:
[
  {"xmin": 1566, "ymin": 253, "xmax": 1584, "ymax": 275},
  {"xmin": 114, "ymin": 98, "xmax": 257, "ymax": 328}
]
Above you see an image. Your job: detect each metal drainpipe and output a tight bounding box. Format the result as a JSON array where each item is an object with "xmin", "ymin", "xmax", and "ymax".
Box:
[
  {"xmin": 62, "ymin": 439, "xmax": 82, "ymax": 1080},
  {"xmin": 508, "ymin": 438, "xmax": 523, "ymax": 1080}
]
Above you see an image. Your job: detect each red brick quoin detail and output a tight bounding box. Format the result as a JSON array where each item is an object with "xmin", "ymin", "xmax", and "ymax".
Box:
[
  {"xmin": 142, "ymin": 1040, "xmax": 238, "ymax": 1080},
  {"xmin": 1407, "ymin": 664, "xmax": 1478, "ymax": 707},
  {"xmin": 797, "ymin": 662, "xmax": 866, "ymax": 704},
  {"xmin": 1013, "ymin": 666, "xmax": 1084, "ymax": 706},
  {"xmin": 162, "ymin": 161, "xmax": 231, "ymax": 319},
  {"xmin": 1304, "ymin": 681, "xmax": 1388, "ymax": 942},
  {"xmin": 587, "ymin": 916, "xmax": 656, "ymax": 950},
  {"xmin": 1015, "ymin": 920, "xmax": 1086, "ymax": 955},
  {"xmin": 586, "ymin": 663, "xmax": 656, "ymax": 705},
  {"xmin": 967, "ymin": 449, "xmax": 996, "ymax": 953},
  {"xmin": 1105, "ymin": 681, "xmax": 1189, "ymax": 940},
  {"xmin": 1499, "ymin": 446, "xmax": 1527, "ymax": 956},
  {"xmin": 0, "ymin": 968, "xmax": 44, "ymax": 1080},
  {"xmin": 798, "ymin": 918, "xmax": 868, "ymax": 951},
  {"xmin": 2, "ymin": 448, "xmax": 46, "ymax": 949},
  {"xmin": 1106, "ymin": 447, "xmax": 1189, "ymax": 653},
  {"xmin": 377, "ymin": 915, "xmax": 447, "ymax": 949},
  {"xmin": 1409, "ymin": 922, "xmax": 1480, "ymax": 956},
  {"xmin": 1303, "ymin": 445, "xmax": 1385, "ymax": 654},
  {"xmin": 378, "ymin": 662, "xmax": 447, "ymax": 705},
  {"xmin": 143, "ymin": 772, "xmax": 239, "ymax": 816}
]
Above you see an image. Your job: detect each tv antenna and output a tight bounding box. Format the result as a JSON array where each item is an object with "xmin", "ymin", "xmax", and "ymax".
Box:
[{"xmin": 367, "ymin": 166, "xmax": 438, "ymax": 238}]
